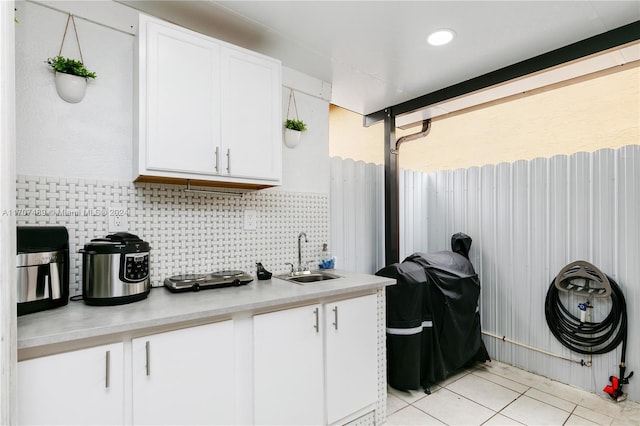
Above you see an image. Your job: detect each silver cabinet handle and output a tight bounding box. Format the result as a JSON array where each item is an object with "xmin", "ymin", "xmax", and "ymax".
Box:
[
  {"xmin": 226, "ymin": 148, "xmax": 231, "ymax": 174},
  {"xmin": 214, "ymin": 146, "xmax": 220, "ymax": 173},
  {"xmin": 332, "ymin": 306, "xmax": 339, "ymax": 330},
  {"xmin": 313, "ymin": 307, "xmax": 319, "ymax": 333},
  {"xmin": 105, "ymin": 350, "xmax": 111, "ymax": 388},
  {"xmin": 145, "ymin": 341, "xmax": 150, "ymax": 376}
]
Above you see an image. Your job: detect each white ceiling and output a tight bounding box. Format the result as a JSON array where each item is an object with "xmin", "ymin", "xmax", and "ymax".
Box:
[{"xmin": 120, "ymin": 1, "xmax": 639, "ymax": 117}]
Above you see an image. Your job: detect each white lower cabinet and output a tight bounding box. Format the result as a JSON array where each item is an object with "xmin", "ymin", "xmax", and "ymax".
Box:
[
  {"xmin": 325, "ymin": 294, "xmax": 378, "ymax": 424},
  {"xmin": 254, "ymin": 303, "xmax": 324, "ymax": 425},
  {"xmin": 132, "ymin": 320, "xmax": 235, "ymax": 425},
  {"xmin": 17, "ymin": 293, "xmax": 381, "ymax": 426},
  {"xmin": 253, "ymin": 293, "xmax": 379, "ymax": 425},
  {"xmin": 17, "ymin": 322, "xmax": 235, "ymax": 426},
  {"xmin": 17, "ymin": 342, "xmax": 124, "ymax": 425}
]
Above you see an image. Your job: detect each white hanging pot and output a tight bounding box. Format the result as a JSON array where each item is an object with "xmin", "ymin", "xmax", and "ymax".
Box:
[
  {"xmin": 54, "ymin": 72, "xmax": 87, "ymax": 103},
  {"xmin": 284, "ymin": 128, "xmax": 302, "ymax": 148}
]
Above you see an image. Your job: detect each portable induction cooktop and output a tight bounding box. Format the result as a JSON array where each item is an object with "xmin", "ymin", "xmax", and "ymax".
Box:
[{"xmin": 164, "ymin": 270, "xmax": 253, "ymax": 292}]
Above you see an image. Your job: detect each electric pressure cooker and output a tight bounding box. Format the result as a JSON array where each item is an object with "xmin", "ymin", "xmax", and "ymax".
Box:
[{"xmin": 80, "ymin": 232, "xmax": 150, "ymax": 306}]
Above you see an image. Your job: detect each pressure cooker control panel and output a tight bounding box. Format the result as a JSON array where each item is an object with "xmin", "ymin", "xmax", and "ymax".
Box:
[{"xmin": 122, "ymin": 252, "xmax": 149, "ymax": 282}]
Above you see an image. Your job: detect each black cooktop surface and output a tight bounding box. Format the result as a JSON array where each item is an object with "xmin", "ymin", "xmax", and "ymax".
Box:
[{"xmin": 164, "ymin": 270, "xmax": 253, "ymax": 292}]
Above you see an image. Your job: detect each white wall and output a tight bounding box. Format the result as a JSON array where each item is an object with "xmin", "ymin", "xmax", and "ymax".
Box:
[
  {"xmin": 15, "ymin": 1, "xmax": 134, "ymax": 181},
  {"xmin": 15, "ymin": 0, "xmax": 330, "ymax": 194},
  {"xmin": 1, "ymin": 1, "xmax": 17, "ymax": 422},
  {"xmin": 279, "ymin": 66, "xmax": 331, "ymax": 194}
]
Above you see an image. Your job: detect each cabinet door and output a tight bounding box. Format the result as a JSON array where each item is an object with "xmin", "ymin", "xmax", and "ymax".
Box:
[
  {"xmin": 145, "ymin": 20, "xmax": 222, "ymax": 174},
  {"xmin": 254, "ymin": 304, "xmax": 323, "ymax": 425},
  {"xmin": 132, "ymin": 321, "xmax": 235, "ymax": 425},
  {"xmin": 17, "ymin": 343, "xmax": 124, "ymax": 425},
  {"xmin": 325, "ymin": 294, "xmax": 378, "ymax": 424},
  {"xmin": 221, "ymin": 47, "xmax": 281, "ymax": 181}
]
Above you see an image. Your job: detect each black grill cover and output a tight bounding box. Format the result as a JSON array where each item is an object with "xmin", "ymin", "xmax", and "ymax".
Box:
[{"xmin": 376, "ymin": 233, "xmax": 490, "ymax": 391}]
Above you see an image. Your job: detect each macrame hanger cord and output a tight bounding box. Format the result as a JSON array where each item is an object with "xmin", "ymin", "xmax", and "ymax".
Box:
[
  {"xmin": 286, "ymin": 89, "xmax": 300, "ymax": 121},
  {"xmin": 58, "ymin": 13, "xmax": 85, "ymax": 65}
]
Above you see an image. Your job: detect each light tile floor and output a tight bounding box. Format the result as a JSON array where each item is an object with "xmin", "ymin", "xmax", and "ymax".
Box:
[{"xmin": 385, "ymin": 361, "xmax": 640, "ymax": 426}]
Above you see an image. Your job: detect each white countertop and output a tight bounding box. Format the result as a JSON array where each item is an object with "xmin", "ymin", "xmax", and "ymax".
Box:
[{"xmin": 17, "ymin": 270, "xmax": 394, "ymax": 351}]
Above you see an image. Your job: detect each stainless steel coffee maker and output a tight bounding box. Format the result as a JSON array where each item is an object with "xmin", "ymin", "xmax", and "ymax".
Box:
[{"xmin": 16, "ymin": 226, "xmax": 69, "ymax": 316}]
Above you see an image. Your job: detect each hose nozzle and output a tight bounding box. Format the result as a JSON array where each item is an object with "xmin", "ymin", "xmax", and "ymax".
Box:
[{"xmin": 603, "ymin": 366, "xmax": 634, "ymax": 401}]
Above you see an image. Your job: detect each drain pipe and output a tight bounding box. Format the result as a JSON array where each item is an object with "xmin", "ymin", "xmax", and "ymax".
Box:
[
  {"xmin": 395, "ymin": 119, "xmax": 432, "ymax": 151},
  {"xmin": 384, "ymin": 113, "xmax": 431, "ymax": 265}
]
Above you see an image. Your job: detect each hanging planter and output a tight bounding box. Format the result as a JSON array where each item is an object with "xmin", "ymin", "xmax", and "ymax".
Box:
[
  {"xmin": 46, "ymin": 14, "xmax": 97, "ymax": 103},
  {"xmin": 47, "ymin": 56, "xmax": 96, "ymax": 103},
  {"xmin": 284, "ymin": 128, "xmax": 302, "ymax": 148},
  {"xmin": 284, "ymin": 119, "xmax": 307, "ymax": 148},
  {"xmin": 283, "ymin": 90, "xmax": 307, "ymax": 148}
]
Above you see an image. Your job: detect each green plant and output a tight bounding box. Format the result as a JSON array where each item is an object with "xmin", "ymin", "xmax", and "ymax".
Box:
[
  {"xmin": 46, "ymin": 56, "xmax": 96, "ymax": 79},
  {"xmin": 285, "ymin": 119, "xmax": 307, "ymax": 132}
]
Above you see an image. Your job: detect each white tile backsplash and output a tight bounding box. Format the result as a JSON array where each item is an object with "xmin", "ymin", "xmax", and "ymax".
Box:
[{"xmin": 15, "ymin": 175, "xmax": 329, "ymax": 294}]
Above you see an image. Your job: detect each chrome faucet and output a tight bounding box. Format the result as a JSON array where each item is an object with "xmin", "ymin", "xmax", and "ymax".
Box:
[{"xmin": 297, "ymin": 231, "xmax": 308, "ymax": 273}]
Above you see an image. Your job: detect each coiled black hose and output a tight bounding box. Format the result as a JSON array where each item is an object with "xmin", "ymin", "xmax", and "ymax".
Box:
[{"xmin": 545, "ymin": 272, "xmax": 628, "ymax": 362}]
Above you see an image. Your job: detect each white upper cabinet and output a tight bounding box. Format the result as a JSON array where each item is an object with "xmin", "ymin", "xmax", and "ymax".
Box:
[
  {"xmin": 144, "ymin": 20, "xmax": 222, "ymax": 175},
  {"xmin": 221, "ymin": 48, "xmax": 281, "ymax": 181},
  {"xmin": 135, "ymin": 14, "xmax": 282, "ymax": 189}
]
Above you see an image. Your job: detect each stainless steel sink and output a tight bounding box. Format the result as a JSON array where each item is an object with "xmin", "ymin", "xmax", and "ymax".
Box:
[{"xmin": 276, "ymin": 271, "xmax": 341, "ymax": 284}]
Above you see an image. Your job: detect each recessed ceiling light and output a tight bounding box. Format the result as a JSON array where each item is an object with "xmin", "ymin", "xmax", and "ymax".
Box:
[{"xmin": 427, "ymin": 29, "xmax": 455, "ymax": 46}]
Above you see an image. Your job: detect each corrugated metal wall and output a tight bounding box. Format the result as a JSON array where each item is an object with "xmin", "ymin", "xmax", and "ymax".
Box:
[
  {"xmin": 330, "ymin": 145, "xmax": 639, "ymax": 402},
  {"xmin": 330, "ymin": 157, "xmax": 385, "ymax": 274}
]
